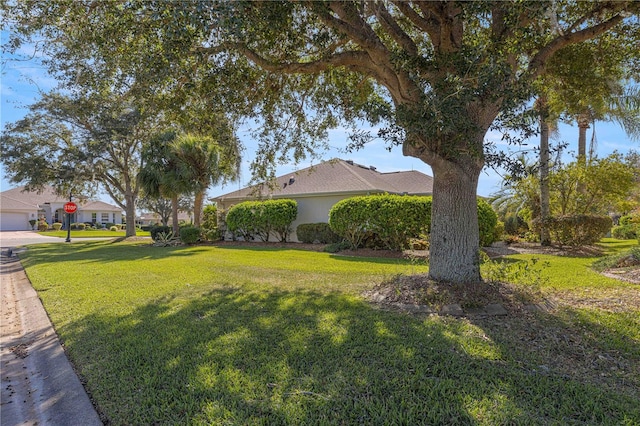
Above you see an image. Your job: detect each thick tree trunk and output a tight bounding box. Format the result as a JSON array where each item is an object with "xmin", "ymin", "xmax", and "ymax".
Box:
[
  {"xmin": 124, "ymin": 192, "xmax": 137, "ymax": 237},
  {"xmin": 539, "ymin": 101, "xmax": 551, "ymax": 246},
  {"xmin": 193, "ymin": 190, "xmax": 204, "ymax": 228},
  {"xmin": 171, "ymin": 194, "xmax": 179, "ymax": 235},
  {"xmin": 428, "ymin": 158, "xmax": 482, "ymax": 283}
]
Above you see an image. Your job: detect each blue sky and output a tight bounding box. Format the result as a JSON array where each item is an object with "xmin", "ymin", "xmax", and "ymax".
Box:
[{"xmin": 1, "ymin": 40, "xmax": 637, "ymax": 205}]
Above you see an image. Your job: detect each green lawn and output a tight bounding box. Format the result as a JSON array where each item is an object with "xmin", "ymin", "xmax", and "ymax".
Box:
[
  {"xmin": 19, "ymin": 240, "xmax": 640, "ymax": 425},
  {"xmin": 38, "ymin": 230, "xmax": 151, "ymax": 238}
]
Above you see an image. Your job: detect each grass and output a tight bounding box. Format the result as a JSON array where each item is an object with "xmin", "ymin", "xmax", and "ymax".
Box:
[
  {"xmin": 19, "ymin": 240, "xmax": 640, "ymax": 425},
  {"xmin": 38, "ymin": 229, "xmax": 151, "ymax": 238}
]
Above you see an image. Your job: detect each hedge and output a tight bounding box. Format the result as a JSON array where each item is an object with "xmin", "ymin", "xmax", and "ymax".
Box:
[
  {"xmin": 329, "ymin": 195, "xmax": 432, "ymax": 250},
  {"xmin": 478, "ymin": 199, "xmax": 499, "ymax": 247},
  {"xmin": 226, "ymin": 199, "xmax": 298, "ymax": 242},
  {"xmin": 532, "ymin": 215, "xmax": 612, "ymax": 246},
  {"xmin": 329, "ymin": 195, "xmax": 500, "ymax": 250},
  {"xmin": 296, "ymin": 223, "xmax": 342, "ymax": 244},
  {"xmin": 611, "ymin": 224, "xmax": 638, "ymax": 240},
  {"xmin": 180, "ymin": 226, "xmax": 201, "ymax": 244}
]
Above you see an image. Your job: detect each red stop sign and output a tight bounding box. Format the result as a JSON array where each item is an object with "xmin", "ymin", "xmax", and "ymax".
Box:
[{"xmin": 63, "ymin": 202, "xmax": 78, "ymax": 214}]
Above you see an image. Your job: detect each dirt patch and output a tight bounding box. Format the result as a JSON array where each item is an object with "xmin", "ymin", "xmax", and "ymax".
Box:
[
  {"xmin": 483, "ymin": 242, "xmax": 605, "ymax": 258},
  {"xmin": 363, "ymin": 273, "xmax": 543, "ymax": 316}
]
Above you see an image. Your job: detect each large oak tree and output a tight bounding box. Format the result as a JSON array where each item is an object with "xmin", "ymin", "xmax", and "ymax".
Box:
[{"xmin": 4, "ymin": 1, "xmax": 638, "ymax": 282}]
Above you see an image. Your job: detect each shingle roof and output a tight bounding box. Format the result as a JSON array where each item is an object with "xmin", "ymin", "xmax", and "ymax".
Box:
[
  {"xmin": 214, "ymin": 159, "xmax": 433, "ymax": 201},
  {"xmin": 0, "ymin": 185, "xmax": 122, "ymax": 211},
  {"xmin": 1, "ymin": 185, "xmax": 69, "ymax": 205},
  {"xmin": 82, "ymin": 200, "xmax": 123, "ymax": 212},
  {"xmin": 0, "ymin": 194, "xmax": 39, "ymax": 211}
]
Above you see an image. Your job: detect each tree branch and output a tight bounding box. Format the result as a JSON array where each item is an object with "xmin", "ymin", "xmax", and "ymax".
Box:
[
  {"xmin": 373, "ymin": 2, "xmax": 418, "ymax": 56},
  {"xmin": 528, "ymin": 10, "xmax": 628, "ymax": 78},
  {"xmin": 392, "ymin": 1, "xmax": 439, "ymax": 41}
]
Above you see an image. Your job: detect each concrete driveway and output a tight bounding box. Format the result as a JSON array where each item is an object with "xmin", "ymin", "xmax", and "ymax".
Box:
[
  {"xmin": 0, "ymin": 231, "xmax": 67, "ymax": 249},
  {"xmin": 0, "ymin": 231, "xmax": 121, "ymax": 251}
]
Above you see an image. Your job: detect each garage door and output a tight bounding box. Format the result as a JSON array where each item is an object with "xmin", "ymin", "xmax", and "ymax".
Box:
[{"xmin": 0, "ymin": 212, "xmax": 31, "ymax": 231}]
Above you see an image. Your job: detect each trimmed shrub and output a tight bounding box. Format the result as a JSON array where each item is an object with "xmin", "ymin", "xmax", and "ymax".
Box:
[
  {"xmin": 478, "ymin": 199, "xmax": 499, "ymax": 247},
  {"xmin": 264, "ymin": 199, "xmax": 298, "ymax": 242},
  {"xmin": 329, "ymin": 195, "xmax": 432, "ymax": 250},
  {"xmin": 329, "ymin": 195, "xmax": 500, "ymax": 250},
  {"xmin": 109, "ymin": 226, "xmax": 118, "ymax": 231},
  {"xmin": 180, "ymin": 226, "xmax": 201, "ymax": 244},
  {"xmin": 296, "ymin": 223, "xmax": 341, "ymax": 244},
  {"xmin": 71, "ymin": 222, "xmax": 86, "ymax": 230},
  {"xmin": 140, "ymin": 225, "xmax": 151, "ymax": 232},
  {"xmin": 150, "ymin": 225, "xmax": 172, "ymax": 241},
  {"xmin": 52, "ymin": 222, "xmax": 63, "ymax": 231},
  {"xmin": 226, "ymin": 199, "xmax": 298, "ymax": 242},
  {"xmin": 533, "ymin": 215, "xmax": 612, "ymax": 246},
  {"xmin": 200, "ymin": 205, "xmax": 222, "ymax": 241},
  {"xmin": 38, "ymin": 221, "xmax": 49, "ymax": 231},
  {"xmin": 611, "ymin": 224, "xmax": 638, "ymax": 240}
]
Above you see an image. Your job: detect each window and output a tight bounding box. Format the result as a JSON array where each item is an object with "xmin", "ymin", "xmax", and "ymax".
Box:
[
  {"xmin": 101, "ymin": 213, "xmax": 109, "ymax": 222},
  {"xmin": 112, "ymin": 213, "xmax": 116, "ymax": 223},
  {"xmin": 91, "ymin": 213, "xmax": 97, "ymax": 223}
]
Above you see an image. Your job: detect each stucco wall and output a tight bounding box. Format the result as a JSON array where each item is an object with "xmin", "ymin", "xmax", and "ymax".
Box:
[{"xmin": 219, "ymin": 193, "xmax": 360, "ymax": 243}]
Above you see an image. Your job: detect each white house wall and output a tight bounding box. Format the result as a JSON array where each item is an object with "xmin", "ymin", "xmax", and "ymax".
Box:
[{"xmin": 289, "ymin": 195, "xmax": 350, "ymax": 242}]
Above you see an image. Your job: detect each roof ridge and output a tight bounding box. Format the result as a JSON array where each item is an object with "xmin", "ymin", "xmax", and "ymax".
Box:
[{"xmin": 337, "ymin": 160, "xmax": 379, "ymax": 191}]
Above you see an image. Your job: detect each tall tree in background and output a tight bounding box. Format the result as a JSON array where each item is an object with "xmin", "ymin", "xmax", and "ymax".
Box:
[
  {"xmin": 4, "ymin": 1, "xmax": 638, "ymax": 283},
  {"xmin": 0, "ymin": 92, "xmax": 153, "ymax": 236}
]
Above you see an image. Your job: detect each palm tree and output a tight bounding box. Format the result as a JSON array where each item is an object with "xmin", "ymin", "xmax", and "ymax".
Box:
[
  {"xmin": 171, "ymin": 133, "xmax": 240, "ymax": 227},
  {"xmin": 139, "ymin": 131, "xmax": 189, "ymax": 235}
]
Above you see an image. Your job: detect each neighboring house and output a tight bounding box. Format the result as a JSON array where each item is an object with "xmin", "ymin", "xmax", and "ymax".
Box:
[
  {"xmin": 137, "ymin": 211, "xmax": 193, "ymax": 227},
  {"xmin": 212, "ymin": 158, "xmax": 434, "ymax": 242},
  {"xmin": 0, "ymin": 185, "xmax": 123, "ymax": 231}
]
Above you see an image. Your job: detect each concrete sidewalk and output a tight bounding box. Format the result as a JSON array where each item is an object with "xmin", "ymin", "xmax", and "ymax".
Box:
[{"xmin": 1, "ymin": 252, "xmax": 103, "ymax": 425}]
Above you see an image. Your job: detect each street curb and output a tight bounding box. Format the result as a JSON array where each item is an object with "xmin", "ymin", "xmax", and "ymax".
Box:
[{"xmin": 1, "ymin": 255, "xmax": 103, "ymax": 426}]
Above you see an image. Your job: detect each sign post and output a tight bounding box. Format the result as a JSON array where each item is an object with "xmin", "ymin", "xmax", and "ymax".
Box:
[{"xmin": 63, "ymin": 201, "xmax": 78, "ymax": 243}]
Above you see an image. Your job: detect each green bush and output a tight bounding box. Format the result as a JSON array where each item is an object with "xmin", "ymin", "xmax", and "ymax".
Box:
[
  {"xmin": 533, "ymin": 215, "xmax": 612, "ymax": 246},
  {"xmin": 329, "ymin": 195, "xmax": 498, "ymax": 250},
  {"xmin": 503, "ymin": 214, "xmax": 529, "ymax": 236},
  {"xmin": 611, "ymin": 224, "xmax": 638, "ymax": 240},
  {"xmin": 180, "ymin": 226, "xmax": 201, "ymax": 244},
  {"xmin": 140, "ymin": 225, "xmax": 151, "ymax": 232},
  {"xmin": 329, "ymin": 195, "xmax": 432, "ymax": 250},
  {"xmin": 38, "ymin": 221, "xmax": 49, "ymax": 231},
  {"xmin": 200, "ymin": 205, "xmax": 222, "ymax": 241},
  {"xmin": 296, "ymin": 223, "xmax": 341, "ymax": 244},
  {"xmin": 71, "ymin": 222, "xmax": 86, "ymax": 230},
  {"xmin": 618, "ymin": 214, "xmax": 639, "ymax": 226},
  {"xmin": 52, "ymin": 222, "xmax": 63, "ymax": 231},
  {"xmin": 226, "ymin": 199, "xmax": 297, "ymax": 242},
  {"xmin": 109, "ymin": 226, "xmax": 118, "ymax": 232},
  {"xmin": 478, "ymin": 199, "xmax": 499, "ymax": 247},
  {"xmin": 150, "ymin": 225, "xmax": 172, "ymax": 241}
]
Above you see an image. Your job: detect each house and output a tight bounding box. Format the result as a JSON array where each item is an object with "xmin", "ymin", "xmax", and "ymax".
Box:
[
  {"xmin": 0, "ymin": 185, "xmax": 123, "ymax": 231},
  {"xmin": 136, "ymin": 211, "xmax": 193, "ymax": 227},
  {"xmin": 212, "ymin": 158, "xmax": 434, "ymax": 241}
]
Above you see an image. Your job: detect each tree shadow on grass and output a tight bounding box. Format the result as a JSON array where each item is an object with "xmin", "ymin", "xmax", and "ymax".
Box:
[
  {"xmin": 18, "ymin": 241, "xmax": 208, "ymax": 268},
  {"xmin": 58, "ymin": 288, "xmax": 640, "ymax": 425}
]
